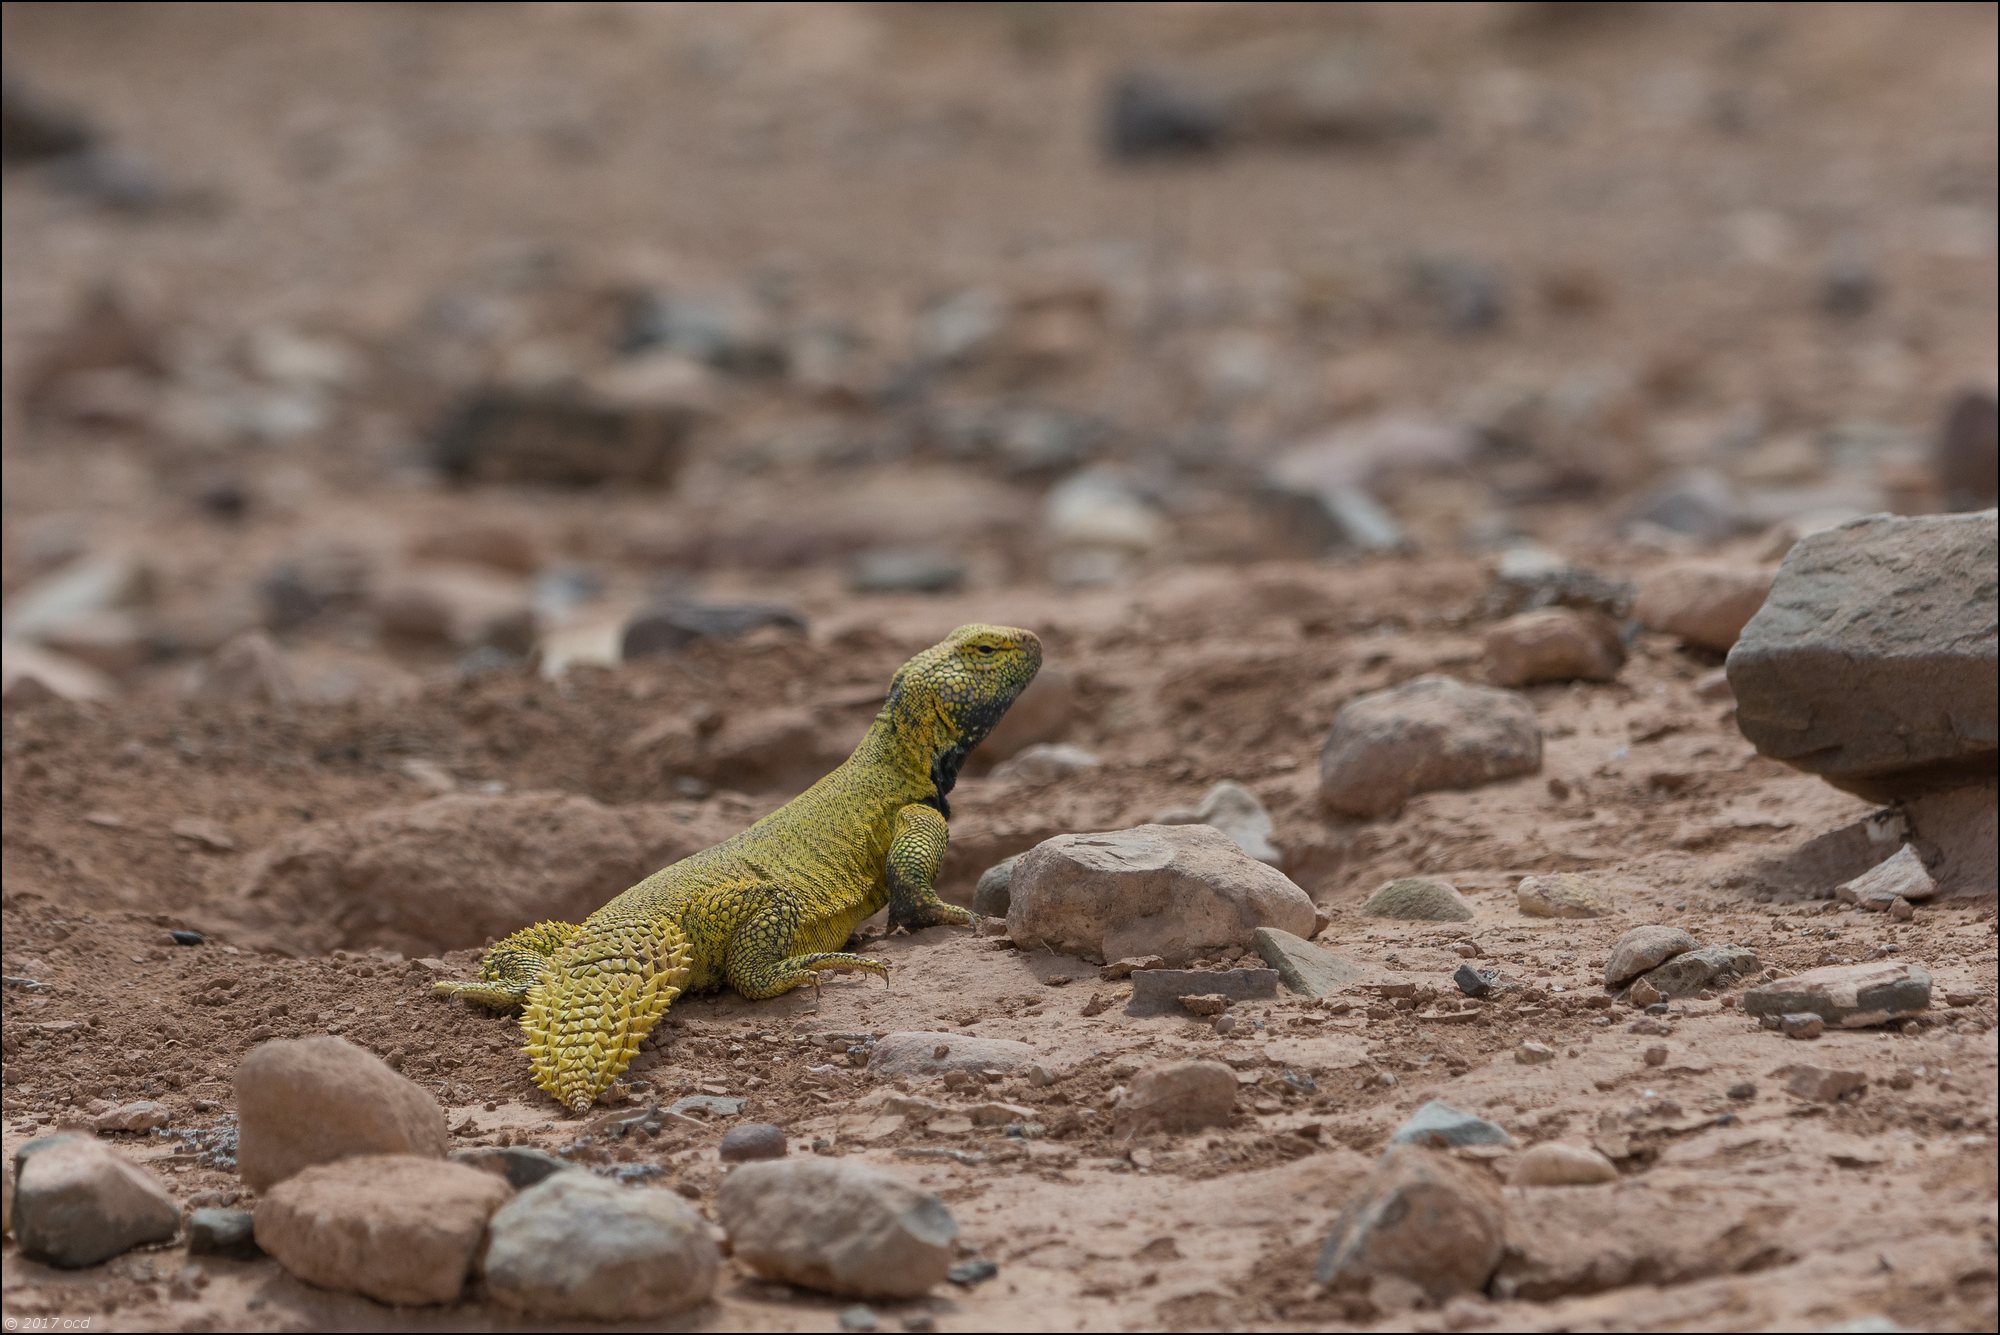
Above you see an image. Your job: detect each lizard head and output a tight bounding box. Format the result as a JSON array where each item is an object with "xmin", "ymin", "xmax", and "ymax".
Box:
[{"xmin": 885, "ymin": 624, "xmax": 1043, "ymax": 780}]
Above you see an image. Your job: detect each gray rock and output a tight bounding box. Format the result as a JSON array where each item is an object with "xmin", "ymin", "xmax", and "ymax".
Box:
[
  {"xmin": 1936, "ymin": 388, "xmax": 1998, "ymax": 511},
  {"xmin": 720, "ymin": 1123, "xmax": 788, "ymax": 1163},
  {"xmin": 1743, "ymin": 961, "xmax": 1932, "ymax": 1029},
  {"xmin": 1251, "ymin": 927, "xmax": 1366, "ymax": 997},
  {"xmin": 1834, "ymin": 844, "xmax": 1937, "ymax": 910},
  {"xmin": 1603, "ymin": 926, "xmax": 1699, "ymax": 988},
  {"xmin": 1, "ymin": 552, "xmax": 151, "ymax": 643},
  {"xmin": 972, "ymin": 855, "xmax": 1020, "ymax": 918},
  {"xmin": 1189, "ymin": 779, "xmax": 1284, "ymax": 866},
  {"xmin": 1634, "ymin": 561, "xmax": 1775, "ymax": 652},
  {"xmin": 1114, "ymin": 1060, "xmax": 1237, "ymax": 1134},
  {"xmin": 11, "ymin": 1135, "xmax": 179, "ymax": 1268},
  {"xmin": 254, "ymin": 1154, "xmax": 512, "ymax": 1306},
  {"xmin": 621, "ymin": 602, "xmax": 806, "ymax": 660},
  {"xmin": 1455, "ymin": 964, "xmax": 1496, "ymax": 999},
  {"xmin": 989, "ymin": 743, "xmax": 1101, "ymax": 783},
  {"xmin": 450, "ymin": 1145, "xmax": 573, "ymax": 1191},
  {"xmin": 235, "ymin": 1036, "xmax": 448, "ymax": 1192},
  {"xmin": 1105, "ymin": 73, "xmax": 1228, "ymax": 159},
  {"xmin": 186, "ymin": 1207, "xmax": 259, "ymax": 1258},
  {"xmin": 1127, "ymin": 968, "xmax": 1279, "ymax": 1015},
  {"xmin": 869, "ymin": 1033, "xmax": 1035, "ymax": 1079},
  {"xmin": 1905, "ymin": 780, "xmax": 1997, "ymax": 897},
  {"xmin": 849, "ymin": 549, "xmax": 966, "ymax": 596},
  {"xmin": 1361, "ymin": 876, "xmax": 1474, "ymax": 922},
  {"xmin": 1316, "ymin": 1146, "xmax": 1505, "ymax": 1299},
  {"xmin": 716, "ymin": 1159, "xmax": 956, "ymax": 1299},
  {"xmin": 1635, "ymin": 945, "xmax": 1759, "ymax": 999},
  {"xmin": 1780, "ymin": 1013, "xmax": 1826, "ymax": 1040},
  {"xmin": 666, "ymin": 1095, "xmax": 746, "ymax": 1119},
  {"xmin": 483, "ymin": 1172, "xmax": 719, "ymax": 1319},
  {"xmin": 1484, "ymin": 608, "xmax": 1625, "ymax": 686},
  {"xmin": 1390, "ymin": 1100, "xmax": 1513, "ymax": 1149},
  {"xmin": 1254, "ymin": 478, "xmax": 1411, "ymax": 556},
  {"xmin": 1320, "ymin": 676, "xmax": 1541, "ymax": 818},
  {"xmin": 91, "ymin": 1099, "xmax": 170, "ymax": 1134},
  {"xmin": 1624, "ymin": 468, "xmax": 1746, "ymax": 541},
  {"xmin": 1725, "ymin": 511, "xmax": 1998, "ymax": 801},
  {"xmin": 1006, "ymin": 824, "xmax": 1315, "ymax": 966},
  {"xmin": 189, "ymin": 631, "xmax": 297, "ymax": 707},
  {"xmin": 1509, "ymin": 1143, "xmax": 1618, "ymax": 1187},
  {"xmin": 1485, "ymin": 547, "xmax": 1632, "ymax": 619}
]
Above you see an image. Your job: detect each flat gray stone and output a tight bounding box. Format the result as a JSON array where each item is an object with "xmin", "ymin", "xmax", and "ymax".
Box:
[
  {"xmin": 1743, "ymin": 961, "xmax": 1932, "ymax": 1029},
  {"xmin": 869, "ymin": 1033, "xmax": 1034, "ymax": 1079},
  {"xmin": 1127, "ymin": 968, "xmax": 1279, "ymax": 1015},
  {"xmin": 1835, "ymin": 844, "xmax": 1937, "ymax": 909},
  {"xmin": 1633, "ymin": 944, "xmax": 1759, "ymax": 999},
  {"xmin": 1390, "ymin": 1099, "xmax": 1513, "ymax": 1149},
  {"xmin": 1725, "ymin": 510, "xmax": 1998, "ymax": 801},
  {"xmin": 1251, "ymin": 927, "xmax": 1367, "ymax": 997},
  {"xmin": 1603, "ymin": 926, "xmax": 1698, "ymax": 989}
]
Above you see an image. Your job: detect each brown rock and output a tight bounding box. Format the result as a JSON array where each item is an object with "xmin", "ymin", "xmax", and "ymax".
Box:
[
  {"xmin": 189, "ymin": 631, "xmax": 296, "ymax": 707},
  {"xmin": 1516, "ymin": 873, "xmax": 1616, "ymax": 919},
  {"xmin": 1361, "ymin": 876, "xmax": 1474, "ymax": 922},
  {"xmin": 431, "ymin": 382, "xmax": 695, "ymax": 488},
  {"xmin": 1743, "ymin": 961, "xmax": 1931, "ymax": 1029},
  {"xmin": 1006, "ymin": 824, "xmax": 1316, "ymax": 965},
  {"xmin": 1784, "ymin": 1066, "xmax": 1867, "ymax": 1103},
  {"xmin": 1484, "ymin": 608, "xmax": 1625, "ymax": 686},
  {"xmin": 1634, "ymin": 561, "xmax": 1775, "ymax": 652},
  {"xmin": 1320, "ymin": 676, "xmax": 1541, "ymax": 818},
  {"xmin": 868, "ymin": 1033, "xmax": 1035, "ymax": 1079},
  {"xmin": 716, "ymin": 1159, "xmax": 956, "ymax": 1299},
  {"xmin": 1603, "ymin": 926, "xmax": 1698, "ymax": 988},
  {"xmin": 1509, "ymin": 1143, "xmax": 1618, "ymax": 1187},
  {"xmin": 1316, "ymin": 1146, "xmax": 1505, "ymax": 1299},
  {"xmin": 235, "ymin": 1036, "xmax": 448, "ymax": 1192},
  {"xmin": 253, "ymin": 1155, "xmax": 510, "ymax": 1306},
  {"xmin": 1114, "ymin": 1061, "xmax": 1237, "ymax": 1134}
]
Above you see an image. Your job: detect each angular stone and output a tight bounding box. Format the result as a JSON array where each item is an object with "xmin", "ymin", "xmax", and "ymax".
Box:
[
  {"xmin": 1114, "ymin": 1060, "xmax": 1237, "ymax": 1134},
  {"xmin": 1128, "ymin": 967, "xmax": 1278, "ymax": 1015},
  {"xmin": 1780, "ymin": 1013, "xmax": 1826, "ymax": 1040},
  {"xmin": 1633, "ymin": 944, "xmax": 1759, "ymax": 999},
  {"xmin": 1509, "ymin": 1143, "xmax": 1618, "ymax": 1187},
  {"xmin": 1515, "ymin": 1041, "xmax": 1555, "ymax": 1065},
  {"xmin": 1189, "ymin": 779, "xmax": 1284, "ymax": 866},
  {"xmin": 1390, "ymin": 1100, "xmax": 1513, "ymax": 1149},
  {"xmin": 92, "ymin": 1099, "xmax": 170, "ymax": 1134},
  {"xmin": 11, "ymin": 1135, "xmax": 179, "ymax": 1268},
  {"xmin": 1251, "ymin": 927, "xmax": 1366, "ymax": 997},
  {"xmin": 1785, "ymin": 1066, "xmax": 1867, "ymax": 1103},
  {"xmin": 1320, "ymin": 676, "xmax": 1541, "ymax": 818},
  {"xmin": 1516, "ymin": 873, "xmax": 1615, "ymax": 919},
  {"xmin": 235, "ymin": 1036, "xmax": 447, "ymax": 1192},
  {"xmin": 1361, "ymin": 876, "xmax": 1474, "ymax": 922},
  {"xmin": 1743, "ymin": 961, "xmax": 1931, "ymax": 1028},
  {"xmin": 484, "ymin": 1173, "xmax": 719, "ymax": 1319},
  {"xmin": 1835, "ymin": 844, "xmax": 1937, "ymax": 910},
  {"xmin": 186, "ymin": 1207, "xmax": 260, "ymax": 1258},
  {"xmin": 254, "ymin": 1155, "xmax": 511, "ymax": 1306},
  {"xmin": 1317, "ymin": 1146, "xmax": 1505, "ymax": 1299},
  {"xmin": 1006, "ymin": 824, "xmax": 1315, "ymax": 966},
  {"xmin": 1603, "ymin": 926, "xmax": 1699, "ymax": 988},
  {"xmin": 716, "ymin": 1159, "xmax": 956, "ymax": 1299},
  {"xmin": 869, "ymin": 1033, "xmax": 1034, "ymax": 1079},
  {"xmin": 1484, "ymin": 608, "xmax": 1626, "ymax": 687},
  {"xmin": 1725, "ymin": 511, "xmax": 1998, "ymax": 800},
  {"xmin": 1634, "ymin": 561, "xmax": 1774, "ymax": 652}
]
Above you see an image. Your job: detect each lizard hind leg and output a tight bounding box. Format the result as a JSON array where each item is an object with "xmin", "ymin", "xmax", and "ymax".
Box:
[
  {"xmin": 433, "ymin": 919, "xmax": 580, "ymax": 1011},
  {"xmin": 521, "ymin": 913, "xmax": 693, "ymax": 1113}
]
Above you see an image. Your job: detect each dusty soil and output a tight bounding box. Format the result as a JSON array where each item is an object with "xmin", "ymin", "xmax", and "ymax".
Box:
[{"xmin": 3, "ymin": 3, "xmax": 1996, "ymax": 1331}]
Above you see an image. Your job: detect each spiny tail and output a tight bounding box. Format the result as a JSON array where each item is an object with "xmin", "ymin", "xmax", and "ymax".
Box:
[{"xmin": 520, "ymin": 914, "xmax": 693, "ymax": 1112}]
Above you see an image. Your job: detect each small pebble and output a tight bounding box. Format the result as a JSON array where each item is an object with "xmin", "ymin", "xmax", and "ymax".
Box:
[
  {"xmin": 169, "ymin": 930, "xmax": 205, "ymax": 946},
  {"xmin": 1643, "ymin": 1046, "xmax": 1668, "ymax": 1067},
  {"xmin": 948, "ymin": 1258, "xmax": 999, "ymax": 1287},
  {"xmin": 903, "ymin": 1317, "xmax": 937, "ymax": 1334},
  {"xmin": 1515, "ymin": 1041, "xmax": 1555, "ymax": 1065},
  {"xmin": 1780, "ymin": 1013, "xmax": 1826, "ymax": 1041},
  {"xmin": 1888, "ymin": 898, "xmax": 1914, "ymax": 921},
  {"xmin": 1454, "ymin": 964, "xmax": 1495, "ymax": 999},
  {"xmin": 841, "ymin": 1305, "xmax": 880, "ymax": 1332},
  {"xmin": 719, "ymin": 1122, "xmax": 788, "ymax": 1163},
  {"xmin": 1727, "ymin": 1082, "xmax": 1757, "ymax": 1100}
]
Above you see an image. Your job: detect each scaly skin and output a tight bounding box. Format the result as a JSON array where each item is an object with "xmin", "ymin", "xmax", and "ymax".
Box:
[{"xmin": 435, "ymin": 624, "xmax": 1043, "ymax": 1111}]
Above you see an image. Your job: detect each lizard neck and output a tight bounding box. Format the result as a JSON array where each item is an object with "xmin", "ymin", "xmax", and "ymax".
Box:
[{"xmin": 855, "ymin": 698, "xmax": 968, "ymax": 818}]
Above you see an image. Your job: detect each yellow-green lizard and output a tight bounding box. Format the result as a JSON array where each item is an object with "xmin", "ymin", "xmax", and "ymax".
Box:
[{"xmin": 435, "ymin": 624, "xmax": 1043, "ymax": 1111}]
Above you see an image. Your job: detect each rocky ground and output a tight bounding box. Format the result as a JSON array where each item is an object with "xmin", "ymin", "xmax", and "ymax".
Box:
[{"xmin": 2, "ymin": 3, "xmax": 1997, "ymax": 1331}]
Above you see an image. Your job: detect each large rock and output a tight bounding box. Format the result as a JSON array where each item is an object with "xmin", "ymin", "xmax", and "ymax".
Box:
[
  {"xmin": 1006, "ymin": 824, "xmax": 1316, "ymax": 965},
  {"xmin": 483, "ymin": 1173, "xmax": 719, "ymax": 1319},
  {"xmin": 235, "ymin": 792, "xmax": 671, "ymax": 955},
  {"xmin": 1316, "ymin": 1146, "xmax": 1506, "ymax": 1300},
  {"xmin": 254, "ymin": 1155, "xmax": 511, "ymax": 1306},
  {"xmin": 1360, "ymin": 876, "xmax": 1473, "ymax": 922},
  {"xmin": 1484, "ymin": 608, "xmax": 1626, "ymax": 686},
  {"xmin": 11, "ymin": 1135, "xmax": 179, "ymax": 1268},
  {"xmin": 1603, "ymin": 926, "xmax": 1698, "ymax": 988},
  {"xmin": 1725, "ymin": 511, "xmax": 1998, "ymax": 800},
  {"xmin": 1114, "ymin": 1061, "xmax": 1237, "ymax": 1133},
  {"xmin": 1634, "ymin": 561, "xmax": 1775, "ymax": 652},
  {"xmin": 716, "ymin": 1159, "xmax": 956, "ymax": 1299},
  {"xmin": 235, "ymin": 1036, "xmax": 447, "ymax": 1192},
  {"xmin": 1742, "ymin": 961, "xmax": 1932, "ymax": 1029},
  {"xmin": 1320, "ymin": 676, "xmax": 1541, "ymax": 818}
]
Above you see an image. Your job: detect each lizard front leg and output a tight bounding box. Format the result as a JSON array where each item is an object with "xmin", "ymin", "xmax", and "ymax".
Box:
[
  {"xmin": 886, "ymin": 802, "xmax": 973, "ymax": 931},
  {"xmin": 433, "ymin": 919, "xmax": 580, "ymax": 1010},
  {"xmin": 727, "ymin": 898, "xmax": 889, "ymax": 1000}
]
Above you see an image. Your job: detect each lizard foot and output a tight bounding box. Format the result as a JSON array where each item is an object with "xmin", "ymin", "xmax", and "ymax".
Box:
[
  {"xmin": 432, "ymin": 919, "xmax": 580, "ymax": 1011},
  {"xmin": 888, "ymin": 897, "xmax": 974, "ymax": 932},
  {"xmin": 734, "ymin": 951, "xmax": 890, "ymax": 1000},
  {"xmin": 521, "ymin": 913, "xmax": 692, "ymax": 1113}
]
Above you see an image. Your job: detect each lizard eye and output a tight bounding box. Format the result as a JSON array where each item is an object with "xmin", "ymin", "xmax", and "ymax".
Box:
[{"xmin": 976, "ymin": 644, "xmax": 996, "ymax": 655}]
